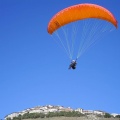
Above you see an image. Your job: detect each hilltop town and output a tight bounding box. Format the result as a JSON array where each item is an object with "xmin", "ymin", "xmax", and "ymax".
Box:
[{"xmin": 5, "ymin": 105, "xmax": 120, "ymax": 120}]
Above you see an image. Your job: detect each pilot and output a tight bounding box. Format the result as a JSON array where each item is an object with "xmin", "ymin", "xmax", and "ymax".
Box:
[{"xmin": 69, "ymin": 60, "xmax": 77, "ymax": 69}]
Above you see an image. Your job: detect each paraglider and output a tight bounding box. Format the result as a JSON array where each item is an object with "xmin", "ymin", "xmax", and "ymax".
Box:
[
  {"xmin": 47, "ymin": 3, "xmax": 117, "ymax": 34},
  {"xmin": 47, "ymin": 3, "xmax": 118, "ymax": 70}
]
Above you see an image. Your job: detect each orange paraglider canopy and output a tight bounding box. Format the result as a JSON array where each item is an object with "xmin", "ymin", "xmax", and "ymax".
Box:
[{"xmin": 47, "ymin": 3, "xmax": 118, "ymax": 34}]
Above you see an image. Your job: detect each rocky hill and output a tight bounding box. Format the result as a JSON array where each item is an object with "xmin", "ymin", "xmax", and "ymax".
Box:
[{"xmin": 4, "ymin": 105, "xmax": 120, "ymax": 120}]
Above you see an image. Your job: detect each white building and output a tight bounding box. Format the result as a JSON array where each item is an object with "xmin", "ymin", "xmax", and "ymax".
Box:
[
  {"xmin": 82, "ymin": 110, "xmax": 93, "ymax": 114},
  {"xmin": 75, "ymin": 108, "xmax": 83, "ymax": 113},
  {"xmin": 29, "ymin": 109, "xmax": 43, "ymax": 113},
  {"xmin": 5, "ymin": 112, "xmax": 19, "ymax": 120},
  {"xmin": 111, "ymin": 113, "xmax": 119, "ymax": 117},
  {"xmin": 93, "ymin": 110, "xmax": 105, "ymax": 115}
]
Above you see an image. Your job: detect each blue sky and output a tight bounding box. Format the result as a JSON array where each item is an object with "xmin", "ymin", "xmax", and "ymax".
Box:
[{"xmin": 0, "ymin": 0, "xmax": 120, "ymax": 119}]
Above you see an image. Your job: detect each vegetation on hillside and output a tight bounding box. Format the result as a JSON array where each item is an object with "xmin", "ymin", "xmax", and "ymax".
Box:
[
  {"xmin": 6, "ymin": 111, "xmax": 84, "ymax": 120},
  {"xmin": 6, "ymin": 111, "xmax": 120, "ymax": 120}
]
